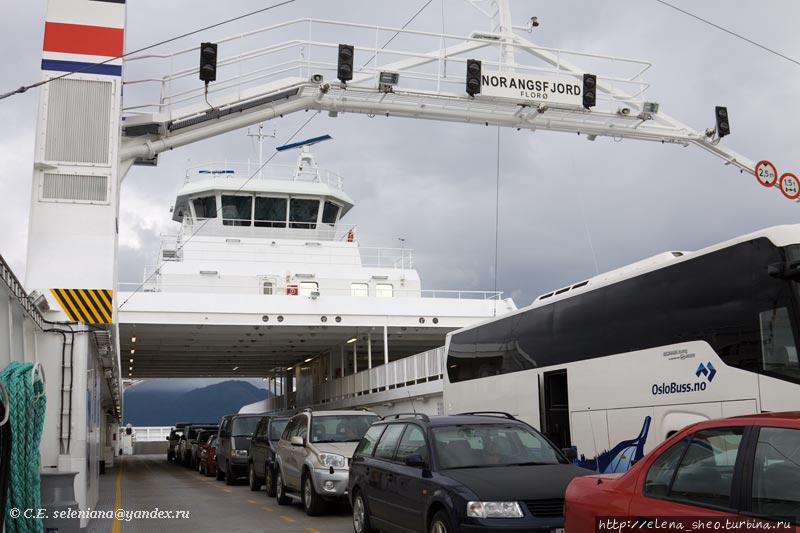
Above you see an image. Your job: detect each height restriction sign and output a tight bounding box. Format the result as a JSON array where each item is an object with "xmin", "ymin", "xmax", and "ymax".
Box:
[
  {"xmin": 755, "ymin": 160, "xmax": 778, "ymax": 187},
  {"xmin": 779, "ymin": 173, "xmax": 800, "ymax": 200}
]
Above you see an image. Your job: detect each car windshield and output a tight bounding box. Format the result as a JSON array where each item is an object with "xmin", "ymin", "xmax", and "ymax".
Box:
[
  {"xmin": 432, "ymin": 424, "xmax": 566, "ymax": 469},
  {"xmin": 231, "ymin": 417, "xmax": 261, "ymax": 436},
  {"xmin": 270, "ymin": 419, "xmax": 289, "ymax": 441},
  {"xmin": 311, "ymin": 415, "xmax": 379, "ymax": 443}
]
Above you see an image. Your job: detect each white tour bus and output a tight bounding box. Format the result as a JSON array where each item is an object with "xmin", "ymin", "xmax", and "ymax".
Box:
[{"xmin": 444, "ymin": 225, "xmax": 800, "ymax": 473}]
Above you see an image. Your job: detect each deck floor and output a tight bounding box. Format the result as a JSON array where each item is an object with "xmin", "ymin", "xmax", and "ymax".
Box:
[{"xmin": 87, "ymin": 454, "xmax": 353, "ymax": 532}]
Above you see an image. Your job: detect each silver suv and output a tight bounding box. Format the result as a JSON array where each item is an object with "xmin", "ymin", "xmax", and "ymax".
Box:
[{"xmin": 274, "ymin": 409, "xmax": 379, "ymax": 515}]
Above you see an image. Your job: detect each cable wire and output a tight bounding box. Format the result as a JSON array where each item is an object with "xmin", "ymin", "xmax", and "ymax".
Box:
[
  {"xmin": 493, "ymin": 126, "xmax": 501, "ymax": 316},
  {"xmin": 118, "ymin": 110, "xmax": 320, "ymax": 310},
  {"xmin": 361, "ymin": 0, "xmax": 435, "ymax": 68},
  {"xmin": 652, "ymin": 0, "xmax": 800, "ymax": 67},
  {"xmin": 0, "ymin": 0, "xmax": 297, "ymax": 102}
]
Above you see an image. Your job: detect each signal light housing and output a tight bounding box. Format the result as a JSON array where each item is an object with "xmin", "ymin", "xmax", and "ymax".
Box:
[
  {"xmin": 715, "ymin": 106, "xmax": 730, "ymax": 138},
  {"xmin": 582, "ymin": 73, "xmax": 596, "ymax": 109},
  {"xmin": 466, "ymin": 59, "xmax": 481, "ymax": 96},
  {"xmin": 199, "ymin": 42, "xmax": 218, "ymax": 83},
  {"xmin": 337, "ymin": 44, "xmax": 354, "ymax": 83}
]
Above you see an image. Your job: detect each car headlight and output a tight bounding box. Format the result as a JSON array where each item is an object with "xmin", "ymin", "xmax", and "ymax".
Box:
[
  {"xmin": 318, "ymin": 453, "xmax": 346, "ymax": 468},
  {"xmin": 466, "ymin": 502, "xmax": 524, "ymax": 519},
  {"xmin": 231, "ymin": 449, "xmax": 248, "ymax": 458}
]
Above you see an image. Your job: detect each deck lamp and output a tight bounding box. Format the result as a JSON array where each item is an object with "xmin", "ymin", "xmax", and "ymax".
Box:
[
  {"xmin": 465, "ymin": 59, "xmax": 481, "ymax": 96},
  {"xmin": 199, "ymin": 42, "xmax": 218, "ymax": 83},
  {"xmin": 582, "ymin": 73, "xmax": 596, "ymax": 108},
  {"xmin": 337, "ymin": 44, "xmax": 354, "ymax": 83},
  {"xmin": 715, "ymin": 106, "xmax": 730, "ymax": 137}
]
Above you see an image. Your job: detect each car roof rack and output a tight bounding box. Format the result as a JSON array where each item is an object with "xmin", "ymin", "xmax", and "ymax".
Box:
[
  {"xmin": 455, "ymin": 411, "xmax": 517, "ymax": 420},
  {"xmin": 387, "ymin": 413, "xmax": 430, "ymax": 422}
]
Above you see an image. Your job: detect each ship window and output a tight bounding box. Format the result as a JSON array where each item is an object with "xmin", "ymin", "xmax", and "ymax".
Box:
[
  {"xmin": 322, "ymin": 201, "xmax": 340, "ymax": 225},
  {"xmin": 262, "ymin": 281, "xmax": 274, "ymax": 295},
  {"xmin": 192, "ymin": 195, "xmax": 217, "ymax": 219},
  {"xmin": 255, "ymin": 197, "xmax": 287, "ymax": 228},
  {"xmin": 376, "ymin": 284, "xmax": 393, "ymax": 298},
  {"xmin": 221, "ymin": 195, "xmax": 252, "ymax": 226},
  {"xmin": 289, "ymin": 199, "xmax": 319, "ymax": 229},
  {"xmin": 299, "ymin": 281, "xmax": 318, "ymax": 297},
  {"xmin": 351, "ymin": 283, "xmax": 369, "ymax": 297}
]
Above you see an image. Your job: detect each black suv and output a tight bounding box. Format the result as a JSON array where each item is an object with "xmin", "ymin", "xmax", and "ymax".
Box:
[
  {"xmin": 247, "ymin": 415, "xmax": 290, "ymax": 495},
  {"xmin": 348, "ymin": 412, "xmax": 592, "ymax": 533},
  {"xmin": 216, "ymin": 414, "xmax": 263, "ymax": 485}
]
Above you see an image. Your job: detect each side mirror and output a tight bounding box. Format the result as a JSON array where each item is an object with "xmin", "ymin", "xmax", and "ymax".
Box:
[
  {"xmin": 562, "ymin": 447, "xmax": 578, "ymax": 462},
  {"xmin": 404, "ymin": 453, "xmax": 427, "ymax": 468},
  {"xmin": 290, "ymin": 436, "xmax": 305, "ymax": 447}
]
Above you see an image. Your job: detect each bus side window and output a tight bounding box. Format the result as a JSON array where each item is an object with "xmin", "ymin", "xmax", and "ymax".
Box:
[{"xmin": 759, "ymin": 307, "xmax": 800, "ymax": 379}]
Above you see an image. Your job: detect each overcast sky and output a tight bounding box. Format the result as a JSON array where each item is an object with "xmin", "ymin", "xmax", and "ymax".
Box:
[{"xmin": 1, "ymin": 0, "xmax": 799, "ymax": 310}]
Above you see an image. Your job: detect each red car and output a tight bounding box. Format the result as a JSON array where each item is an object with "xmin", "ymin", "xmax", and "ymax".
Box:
[
  {"xmin": 198, "ymin": 434, "xmax": 218, "ymax": 477},
  {"xmin": 565, "ymin": 412, "xmax": 800, "ymax": 531}
]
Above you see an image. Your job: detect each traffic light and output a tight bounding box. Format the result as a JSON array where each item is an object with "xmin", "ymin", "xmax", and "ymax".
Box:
[
  {"xmin": 715, "ymin": 106, "xmax": 730, "ymax": 138},
  {"xmin": 582, "ymin": 73, "xmax": 596, "ymax": 109},
  {"xmin": 466, "ymin": 59, "xmax": 481, "ymax": 96},
  {"xmin": 337, "ymin": 44, "xmax": 354, "ymax": 83},
  {"xmin": 199, "ymin": 42, "xmax": 218, "ymax": 83}
]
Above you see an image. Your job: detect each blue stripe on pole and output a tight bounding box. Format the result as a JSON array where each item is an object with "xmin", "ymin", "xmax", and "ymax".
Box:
[
  {"xmin": 41, "ymin": 59, "xmax": 122, "ymax": 77},
  {"xmin": 275, "ymin": 134, "xmax": 332, "ymax": 151}
]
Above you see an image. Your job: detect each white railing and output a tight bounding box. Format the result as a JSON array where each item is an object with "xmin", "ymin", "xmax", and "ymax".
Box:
[
  {"xmin": 266, "ymin": 346, "xmax": 445, "ymax": 411},
  {"xmin": 184, "ymin": 162, "xmax": 344, "ymax": 190},
  {"xmin": 132, "ymin": 426, "xmax": 172, "ymax": 442},
  {"xmin": 121, "ymin": 18, "xmax": 652, "ymax": 117}
]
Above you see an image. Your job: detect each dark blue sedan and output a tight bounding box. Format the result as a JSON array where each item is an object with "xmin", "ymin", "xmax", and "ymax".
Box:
[{"xmin": 348, "ymin": 412, "xmax": 592, "ymax": 533}]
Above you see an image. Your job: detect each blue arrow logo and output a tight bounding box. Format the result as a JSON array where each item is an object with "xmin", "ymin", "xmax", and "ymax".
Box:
[
  {"xmin": 696, "ymin": 363, "xmax": 708, "ymax": 378},
  {"xmin": 706, "ymin": 362, "xmax": 716, "ymax": 382},
  {"xmin": 696, "ymin": 362, "xmax": 716, "ymax": 382}
]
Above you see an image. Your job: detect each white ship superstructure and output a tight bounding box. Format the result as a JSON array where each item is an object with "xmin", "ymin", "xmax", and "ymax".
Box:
[{"xmin": 117, "ymin": 141, "xmax": 516, "ymax": 410}]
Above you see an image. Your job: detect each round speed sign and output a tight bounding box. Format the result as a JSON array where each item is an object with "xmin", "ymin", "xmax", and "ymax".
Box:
[
  {"xmin": 754, "ymin": 160, "xmax": 778, "ymax": 187},
  {"xmin": 779, "ymin": 172, "xmax": 800, "ymax": 200}
]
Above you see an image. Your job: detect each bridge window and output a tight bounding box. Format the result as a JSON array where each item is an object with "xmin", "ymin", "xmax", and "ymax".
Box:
[
  {"xmin": 375, "ymin": 284, "xmax": 393, "ymax": 298},
  {"xmin": 255, "ymin": 197, "xmax": 287, "ymax": 228},
  {"xmin": 262, "ymin": 280, "xmax": 274, "ymax": 295},
  {"xmin": 221, "ymin": 195, "xmax": 252, "ymax": 226},
  {"xmin": 322, "ymin": 201, "xmax": 340, "ymax": 225},
  {"xmin": 289, "ymin": 198, "xmax": 319, "ymax": 229},
  {"xmin": 351, "ymin": 283, "xmax": 369, "ymax": 297},
  {"xmin": 192, "ymin": 195, "xmax": 217, "ymax": 219},
  {"xmin": 298, "ymin": 281, "xmax": 318, "ymax": 297}
]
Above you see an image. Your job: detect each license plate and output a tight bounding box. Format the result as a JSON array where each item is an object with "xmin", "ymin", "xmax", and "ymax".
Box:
[{"xmin": 551, "ymin": 529, "xmax": 565, "ymax": 533}]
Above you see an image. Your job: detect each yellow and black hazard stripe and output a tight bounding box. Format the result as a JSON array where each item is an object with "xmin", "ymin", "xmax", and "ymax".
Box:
[{"xmin": 50, "ymin": 289, "xmax": 113, "ymax": 324}]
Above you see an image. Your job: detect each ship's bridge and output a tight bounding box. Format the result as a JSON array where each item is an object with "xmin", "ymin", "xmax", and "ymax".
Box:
[{"xmin": 172, "ymin": 146, "xmax": 354, "ymax": 242}]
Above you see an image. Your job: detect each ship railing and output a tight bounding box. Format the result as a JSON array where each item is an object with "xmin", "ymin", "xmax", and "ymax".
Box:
[
  {"xmin": 131, "ymin": 426, "xmax": 173, "ymax": 442},
  {"xmin": 182, "ymin": 162, "xmax": 344, "ymax": 190},
  {"xmin": 122, "ymin": 18, "xmax": 652, "ymax": 118},
  {"xmin": 267, "ymin": 346, "xmax": 446, "ymax": 411},
  {"xmin": 180, "ymin": 217, "xmax": 345, "ymax": 242},
  {"xmin": 116, "ymin": 280, "xmax": 502, "ymax": 301}
]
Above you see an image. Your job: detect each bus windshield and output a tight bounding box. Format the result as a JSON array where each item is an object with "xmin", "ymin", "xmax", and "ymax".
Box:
[
  {"xmin": 231, "ymin": 417, "xmax": 260, "ymax": 437},
  {"xmin": 432, "ymin": 424, "xmax": 565, "ymax": 469}
]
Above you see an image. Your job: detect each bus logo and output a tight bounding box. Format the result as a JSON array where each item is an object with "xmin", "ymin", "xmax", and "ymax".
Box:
[{"xmin": 696, "ymin": 362, "xmax": 717, "ymax": 382}]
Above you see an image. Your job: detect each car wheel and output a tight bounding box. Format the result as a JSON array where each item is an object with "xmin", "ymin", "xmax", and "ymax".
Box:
[
  {"xmin": 352, "ymin": 491, "xmax": 375, "ymax": 533},
  {"xmin": 430, "ymin": 511, "xmax": 453, "ymax": 533},
  {"xmin": 302, "ymin": 473, "xmax": 325, "ymax": 516},
  {"xmin": 265, "ymin": 464, "xmax": 276, "ymax": 497},
  {"xmin": 215, "ymin": 462, "xmax": 225, "ymax": 481},
  {"xmin": 275, "ymin": 470, "xmax": 290, "ymax": 506},
  {"xmin": 225, "ymin": 466, "xmax": 236, "ymax": 485},
  {"xmin": 249, "ymin": 463, "xmax": 262, "ymax": 491}
]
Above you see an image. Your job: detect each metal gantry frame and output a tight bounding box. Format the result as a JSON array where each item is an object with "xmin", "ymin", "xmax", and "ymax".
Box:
[{"xmin": 119, "ymin": 2, "xmax": 767, "ymax": 190}]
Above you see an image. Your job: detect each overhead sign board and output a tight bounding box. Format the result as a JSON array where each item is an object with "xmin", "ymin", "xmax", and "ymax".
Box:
[
  {"xmin": 480, "ymin": 70, "xmax": 584, "ymax": 107},
  {"xmin": 779, "ymin": 172, "xmax": 800, "ymax": 200},
  {"xmin": 754, "ymin": 160, "xmax": 778, "ymax": 188}
]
